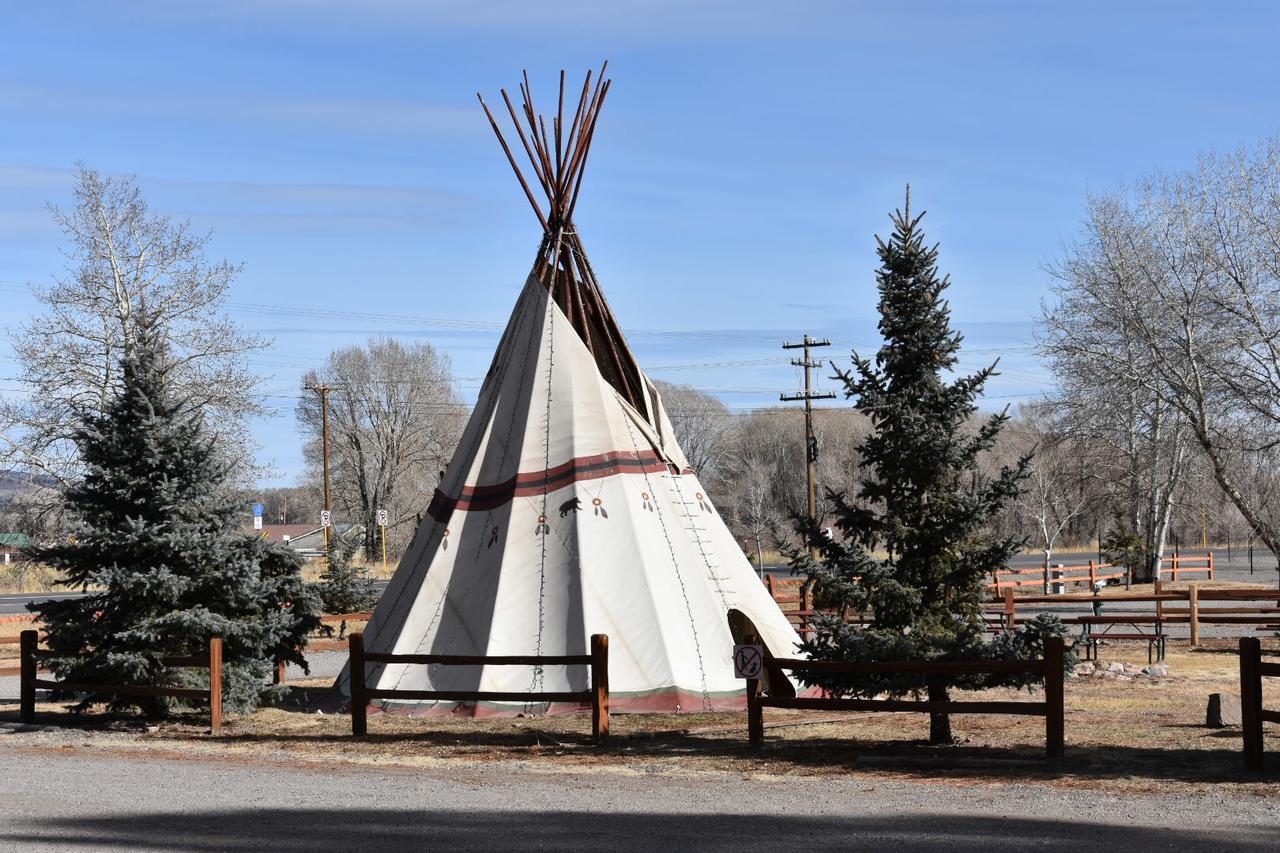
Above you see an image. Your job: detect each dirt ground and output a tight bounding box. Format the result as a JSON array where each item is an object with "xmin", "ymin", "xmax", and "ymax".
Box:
[{"xmin": 4, "ymin": 637, "xmax": 1278, "ymax": 796}]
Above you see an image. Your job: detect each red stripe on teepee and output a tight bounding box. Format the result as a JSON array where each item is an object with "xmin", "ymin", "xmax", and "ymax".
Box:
[{"xmin": 427, "ymin": 450, "xmax": 674, "ymax": 520}]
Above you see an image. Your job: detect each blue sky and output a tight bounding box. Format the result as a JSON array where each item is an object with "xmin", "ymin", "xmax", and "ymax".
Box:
[{"xmin": 1, "ymin": 1, "xmax": 1278, "ymax": 487}]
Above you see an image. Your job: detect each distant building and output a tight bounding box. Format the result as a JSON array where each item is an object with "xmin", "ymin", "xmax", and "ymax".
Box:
[
  {"xmin": 0, "ymin": 533, "xmax": 30, "ymax": 564},
  {"xmin": 249, "ymin": 523, "xmax": 363, "ymax": 559}
]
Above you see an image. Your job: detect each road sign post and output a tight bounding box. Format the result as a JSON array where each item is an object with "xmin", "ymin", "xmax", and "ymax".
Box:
[{"xmin": 377, "ymin": 509, "xmax": 388, "ymax": 575}]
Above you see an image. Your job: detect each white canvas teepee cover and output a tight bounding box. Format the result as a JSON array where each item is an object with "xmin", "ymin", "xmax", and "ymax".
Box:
[{"xmin": 335, "ymin": 273, "xmax": 804, "ymax": 714}]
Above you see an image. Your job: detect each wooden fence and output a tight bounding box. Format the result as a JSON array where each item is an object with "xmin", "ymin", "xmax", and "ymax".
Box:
[
  {"xmin": 0, "ymin": 629, "xmax": 43, "ymax": 677},
  {"xmin": 990, "ymin": 585, "xmax": 1280, "ymax": 648},
  {"xmin": 746, "ymin": 637, "xmax": 1065, "ymax": 758},
  {"xmin": 347, "ymin": 632, "xmax": 610, "ymax": 742},
  {"xmin": 18, "ymin": 630, "xmax": 224, "ymax": 734},
  {"xmin": 988, "ymin": 561, "xmax": 1126, "ymax": 593},
  {"xmin": 1239, "ymin": 637, "xmax": 1280, "ymax": 771},
  {"xmin": 1161, "ymin": 552, "xmax": 1215, "ymax": 580},
  {"xmin": 274, "ymin": 611, "xmax": 373, "ymax": 684}
]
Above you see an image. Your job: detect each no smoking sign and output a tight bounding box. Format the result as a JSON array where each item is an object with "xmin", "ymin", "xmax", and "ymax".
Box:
[{"xmin": 733, "ymin": 644, "xmax": 765, "ymax": 679}]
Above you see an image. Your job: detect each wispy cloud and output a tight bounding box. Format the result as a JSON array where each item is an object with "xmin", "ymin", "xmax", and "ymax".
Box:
[
  {"xmin": 118, "ymin": 0, "xmax": 864, "ymax": 41},
  {"xmin": 0, "ymin": 81, "xmax": 477, "ymax": 140}
]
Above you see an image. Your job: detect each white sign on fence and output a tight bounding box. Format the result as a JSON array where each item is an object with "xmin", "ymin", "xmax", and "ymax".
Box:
[
  {"xmin": 376, "ymin": 509, "xmax": 389, "ymax": 527},
  {"xmin": 732, "ymin": 644, "xmax": 765, "ymax": 679},
  {"xmin": 320, "ymin": 509, "xmax": 332, "ymax": 528},
  {"xmin": 253, "ymin": 516, "xmax": 262, "ymax": 531}
]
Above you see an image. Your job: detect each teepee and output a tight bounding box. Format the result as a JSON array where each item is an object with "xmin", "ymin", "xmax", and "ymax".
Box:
[{"xmin": 337, "ymin": 66, "xmax": 803, "ymax": 714}]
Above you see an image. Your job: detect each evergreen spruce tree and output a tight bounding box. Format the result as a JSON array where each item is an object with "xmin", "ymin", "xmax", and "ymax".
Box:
[
  {"xmin": 315, "ymin": 536, "xmax": 377, "ymax": 616},
  {"xmin": 27, "ymin": 335, "xmax": 320, "ymax": 717},
  {"xmin": 796, "ymin": 190, "xmax": 1068, "ymax": 743}
]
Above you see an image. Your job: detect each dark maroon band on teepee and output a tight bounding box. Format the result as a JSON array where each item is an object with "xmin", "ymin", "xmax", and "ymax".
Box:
[{"xmin": 428, "ymin": 450, "xmax": 678, "ymax": 520}]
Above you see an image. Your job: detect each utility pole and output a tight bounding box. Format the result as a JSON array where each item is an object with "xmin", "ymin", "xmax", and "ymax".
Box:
[
  {"xmin": 305, "ymin": 383, "xmax": 341, "ymax": 556},
  {"xmin": 781, "ymin": 336, "xmax": 835, "ymax": 549}
]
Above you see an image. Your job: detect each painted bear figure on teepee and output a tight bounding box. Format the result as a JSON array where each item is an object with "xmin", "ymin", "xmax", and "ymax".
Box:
[{"xmin": 335, "ymin": 65, "xmax": 804, "ymax": 715}]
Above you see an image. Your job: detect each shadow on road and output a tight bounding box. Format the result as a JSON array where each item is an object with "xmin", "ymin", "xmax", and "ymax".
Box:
[
  {"xmin": 2, "ymin": 808, "xmax": 1276, "ymax": 852},
  {"xmin": 7, "ymin": 804, "xmax": 1280, "ymax": 850}
]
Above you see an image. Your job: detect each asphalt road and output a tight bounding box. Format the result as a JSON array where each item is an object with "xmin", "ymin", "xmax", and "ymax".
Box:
[{"xmin": 0, "ymin": 744, "xmax": 1276, "ymax": 852}]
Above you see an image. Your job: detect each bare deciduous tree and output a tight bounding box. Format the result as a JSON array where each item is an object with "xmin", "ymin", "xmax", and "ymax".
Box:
[
  {"xmin": 297, "ymin": 338, "xmax": 465, "ymax": 559},
  {"xmin": 1045, "ymin": 138, "xmax": 1280, "ymax": 579},
  {"xmin": 0, "ymin": 165, "xmax": 266, "ymax": 528},
  {"xmin": 651, "ymin": 379, "xmax": 730, "ymax": 479},
  {"xmin": 1011, "ymin": 405, "xmax": 1093, "ymax": 587}
]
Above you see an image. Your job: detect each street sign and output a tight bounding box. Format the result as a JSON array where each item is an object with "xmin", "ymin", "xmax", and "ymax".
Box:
[
  {"xmin": 320, "ymin": 510, "xmax": 332, "ymax": 528},
  {"xmin": 253, "ymin": 516, "xmax": 262, "ymax": 531},
  {"xmin": 376, "ymin": 509, "xmax": 389, "ymax": 527},
  {"xmin": 252, "ymin": 503, "xmax": 264, "ymax": 518},
  {"xmin": 733, "ymin": 644, "xmax": 765, "ymax": 679}
]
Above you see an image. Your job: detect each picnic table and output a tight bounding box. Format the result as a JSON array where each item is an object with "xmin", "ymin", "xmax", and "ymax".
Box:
[{"xmin": 1070, "ymin": 614, "xmax": 1166, "ymax": 663}]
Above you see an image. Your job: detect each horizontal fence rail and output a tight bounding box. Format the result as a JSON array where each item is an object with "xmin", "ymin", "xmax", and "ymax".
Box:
[
  {"xmin": 1161, "ymin": 552, "xmax": 1215, "ymax": 580},
  {"xmin": 988, "ymin": 562, "xmax": 1126, "ymax": 593},
  {"xmin": 275, "ymin": 611, "xmax": 374, "ymax": 684},
  {"xmin": 746, "ymin": 637, "xmax": 1065, "ymax": 758},
  {"xmin": 987, "ymin": 584, "xmax": 1280, "ymax": 653},
  {"xmin": 19, "ymin": 631, "xmax": 224, "ymax": 734},
  {"xmin": 0, "ymin": 631, "xmax": 45, "ymax": 678},
  {"xmin": 348, "ymin": 632, "xmax": 610, "ymax": 742},
  {"xmin": 1239, "ymin": 637, "xmax": 1280, "ymax": 771}
]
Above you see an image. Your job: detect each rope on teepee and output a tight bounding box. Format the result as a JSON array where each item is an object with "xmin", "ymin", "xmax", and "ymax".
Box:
[
  {"xmin": 526, "ymin": 296, "xmax": 556, "ymax": 710},
  {"xmin": 619, "ymin": 403, "xmax": 712, "ymax": 711}
]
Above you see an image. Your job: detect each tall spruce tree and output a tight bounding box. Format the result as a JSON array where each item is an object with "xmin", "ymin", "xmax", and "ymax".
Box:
[
  {"xmin": 27, "ymin": 334, "xmax": 320, "ymax": 717},
  {"xmin": 795, "ymin": 190, "xmax": 1067, "ymax": 743}
]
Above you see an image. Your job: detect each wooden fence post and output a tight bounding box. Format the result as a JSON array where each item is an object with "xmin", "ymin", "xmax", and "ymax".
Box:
[
  {"xmin": 591, "ymin": 633, "xmax": 609, "ymax": 743},
  {"xmin": 274, "ymin": 659, "xmax": 288, "ymax": 685},
  {"xmin": 1003, "ymin": 587, "xmax": 1016, "ymax": 631},
  {"xmin": 208, "ymin": 637, "xmax": 222, "ymax": 736},
  {"xmin": 350, "ymin": 632, "xmax": 367, "ymax": 737},
  {"xmin": 1044, "ymin": 636, "xmax": 1065, "ymax": 760},
  {"xmin": 19, "ymin": 629, "xmax": 36, "ymax": 724},
  {"xmin": 747, "ymin": 676, "xmax": 763, "ymax": 747},
  {"xmin": 1088, "ymin": 560, "xmax": 1096, "ymax": 590},
  {"xmin": 1240, "ymin": 637, "xmax": 1264, "ymax": 771},
  {"xmin": 1188, "ymin": 583, "xmax": 1200, "ymax": 648},
  {"xmin": 1154, "ymin": 580, "xmax": 1165, "ymax": 621},
  {"xmin": 765, "ymin": 574, "xmax": 775, "ymax": 597},
  {"xmin": 1206, "ymin": 551, "xmax": 1214, "ymax": 580}
]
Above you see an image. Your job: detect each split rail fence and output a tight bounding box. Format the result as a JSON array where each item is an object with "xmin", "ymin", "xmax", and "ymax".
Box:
[
  {"xmin": 745, "ymin": 637, "xmax": 1065, "ymax": 758},
  {"xmin": 988, "ymin": 561, "xmax": 1126, "ymax": 593},
  {"xmin": 1161, "ymin": 552, "xmax": 1215, "ymax": 580},
  {"xmin": 0, "ymin": 628, "xmax": 43, "ymax": 677},
  {"xmin": 275, "ymin": 611, "xmax": 373, "ymax": 684},
  {"xmin": 347, "ymin": 632, "xmax": 610, "ymax": 742},
  {"xmin": 1239, "ymin": 637, "xmax": 1280, "ymax": 771},
  {"xmin": 17, "ymin": 630, "xmax": 224, "ymax": 734},
  {"xmin": 991, "ymin": 585, "xmax": 1280, "ymax": 648}
]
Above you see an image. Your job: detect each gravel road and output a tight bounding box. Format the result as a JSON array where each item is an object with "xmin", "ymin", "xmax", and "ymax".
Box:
[{"xmin": 0, "ymin": 742, "xmax": 1276, "ymax": 852}]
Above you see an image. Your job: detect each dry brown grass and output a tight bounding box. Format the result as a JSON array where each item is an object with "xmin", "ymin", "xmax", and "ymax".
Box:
[
  {"xmin": 4, "ymin": 639, "xmax": 1279, "ymax": 794},
  {"xmin": 0, "ymin": 562, "xmax": 61, "ymax": 595}
]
